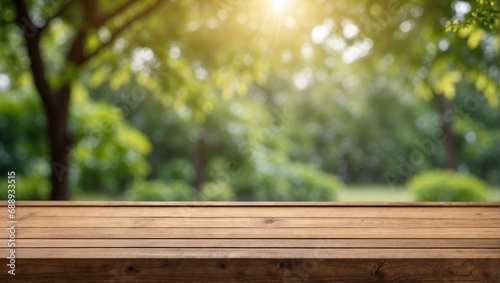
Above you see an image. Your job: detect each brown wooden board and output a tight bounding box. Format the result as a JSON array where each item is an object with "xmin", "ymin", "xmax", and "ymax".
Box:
[
  {"xmin": 11, "ymin": 238, "xmax": 500, "ymax": 248},
  {"xmin": 3, "ymin": 216, "xmax": 499, "ymax": 228},
  {"xmin": 3, "ymin": 247, "xmax": 500, "ymax": 259},
  {"xmin": 1, "ymin": 202, "xmax": 499, "ymax": 281},
  {"xmin": 5, "ymin": 227, "xmax": 500, "ymax": 239},
  {"xmin": 0, "ymin": 259, "xmax": 498, "ymax": 282},
  {"xmin": 10, "ymin": 206, "xmax": 500, "ymax": 218}
]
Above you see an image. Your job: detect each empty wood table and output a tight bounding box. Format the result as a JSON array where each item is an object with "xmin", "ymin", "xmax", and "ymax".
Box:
[{"xmin": 1, "ymin": 201, "xmax": 499, "ymax": 282}]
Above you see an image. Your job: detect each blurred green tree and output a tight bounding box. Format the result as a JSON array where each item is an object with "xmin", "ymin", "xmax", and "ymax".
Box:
[
  {"xmin": 1, "ymin": 0, "xmax": 165, "ymax": 199},
  {"xmin": 300, "ymin": 0, "xmax": 498, "ymax": 173},
  {"xmin": 0, "ymin": 85, "xmax": 151, "ymax": 199},
  {"xmin": 1, "ymin": 0, "xmax": 497, "ymax": 200},
  {"xmin": 0, "ymin": 0, "xmax": 274, "ymax": 199}
]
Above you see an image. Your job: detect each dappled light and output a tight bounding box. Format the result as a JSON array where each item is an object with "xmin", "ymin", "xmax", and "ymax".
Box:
[{"xmin": 0, "ymin": 0, "xmax": 499, "ymax": 201}]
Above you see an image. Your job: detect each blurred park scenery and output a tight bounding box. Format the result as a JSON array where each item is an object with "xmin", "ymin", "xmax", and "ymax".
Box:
[{"xmin": 0, "ymin": 0, "xmax": 499, "ymax": 201}]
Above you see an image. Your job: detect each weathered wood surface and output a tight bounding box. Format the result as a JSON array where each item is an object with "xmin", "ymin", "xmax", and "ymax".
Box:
[
  {"xmin": 4, "ymin": 259, "xmax": 500, "ymax": 282},
  {"xmin": 1, "ymin": 201, "xmax": 499, "ymax": 282}
]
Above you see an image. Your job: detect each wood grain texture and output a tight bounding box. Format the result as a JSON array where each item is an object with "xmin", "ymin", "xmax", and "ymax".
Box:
[
  {"xmin": 0, "ymin": 201, "xmax": 498, "ymax": 281},
  {"xmin": 5, "ymin": 216, "xmax": 499, "ymax": 228},
  {"xmin": 1, "ymin": 259, "xmax": 498, "ymax": 282},
  {"xmin": 3, "ymin": 247, "xmax": 500, "ymax": 259},
  {"xmin": 11, "ymin": 206, "xmax": 500, "ymax": 218},
  {"xmin": 12, "ymin": 238, "xmax": 500, "ymax": 248},
  {"xmin": 6, "ymin": 227, "xmax": 500, "ymax": 239}
]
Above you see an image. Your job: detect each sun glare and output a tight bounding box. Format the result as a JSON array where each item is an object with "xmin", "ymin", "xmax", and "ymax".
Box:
[{"xmin": 271, "ymin": 0, "xmax": 289, "ymax": 12}]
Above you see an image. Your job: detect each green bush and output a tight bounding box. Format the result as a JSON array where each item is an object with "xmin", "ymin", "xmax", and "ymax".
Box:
[
  {"xmin": 0, "ymin": 175, "xmax": 50, "ymax": 200},
  {"xmin": 408, "ymin": 170, "xmax": 487, "ymax": 201},
  {"xmin": 287, "ymin": 163, "xmax": 343, "ymax": 201},
  {"xmin": 157, "ymin": 159, "xmax": 195, "ymax": 182},
  {"xmin": 198, "ymin": 181, "xmax": 235, "ymax": 201},
  {"xmin": 248, "ymin": 162, "xmax": 343, "ymax": 201},
  {"xmin": 125, "ymin": 179, "xmax": 193, "ymax": 201}
]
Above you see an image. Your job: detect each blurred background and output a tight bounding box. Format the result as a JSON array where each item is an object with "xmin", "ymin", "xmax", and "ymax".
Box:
[{"xmin": 0, "ymin": 0, "xmax": 498, "ymax": 201}]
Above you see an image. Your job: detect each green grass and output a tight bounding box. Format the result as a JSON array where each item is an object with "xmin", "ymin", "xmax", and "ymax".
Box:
[
  {"xmin": 337, "ymin": 185, "xmax": 412, "ymax": 202},
  {"xmin": 486, "ymin": 187, "xmax": 500, "ymax": 201},
  {"xmin": 71, "ymin": 185, "xmax": 500, "ymax": 202},
  {"xmin": 338, "ymin": 184, "xmax": 500, "ymax": 202}
]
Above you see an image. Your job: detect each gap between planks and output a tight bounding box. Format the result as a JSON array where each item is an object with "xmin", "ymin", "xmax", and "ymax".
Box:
[{"xmin": 4, "ymin": 201, "xmax": 500, "ymax": 207}]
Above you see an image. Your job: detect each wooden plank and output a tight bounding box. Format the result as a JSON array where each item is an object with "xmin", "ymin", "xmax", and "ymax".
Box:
[
  {"xmin": 15, "ymin": 238, "xmax": 500, "ymax": 248},
  {"xmin": 4, "ymin": 200, "xmax": 499, "ymax": 207},
  {"xmin": 7, "ymin": 227, "xmax": 500, "ymax": 239},
  {"xmin": 0, "ymin": 202, "xmax": 498, "ymax": 281},
  {"xmin": 2, "ymin": 247, "xmax": 500, "ymax": 259},
  {"xmin": 12, "ymin": 206, "xmax": 500, "ymax": 218},
  {"xmin": 7, "ymin": 216, "xmax": 500, "ymax": 228},
  {"xmin": 2, "ymin": 259, "xmax": 498, "ymax": 282}
]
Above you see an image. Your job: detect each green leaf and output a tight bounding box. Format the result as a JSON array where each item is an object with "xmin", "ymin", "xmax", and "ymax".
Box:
[
  {"xmin": 109, "ymin": 69, "xmax": 131, "ymax": 91},
  {"xmin": 414, "ymin": 81, "xmax": 433, "ymax": 101},
  {"xmin": 467, "ymin": 28, "xmax": 484, "ymax": 49},
  {"xmin": 434, "ymin": 71, "xmax": 461, "ymax": 99}
]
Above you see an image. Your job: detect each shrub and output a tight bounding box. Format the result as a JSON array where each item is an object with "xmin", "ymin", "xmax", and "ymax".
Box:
[
  {"xmin": 248, "ymin": 162, "xmax": 343, "ymax": 201},
  {"xmin": 126, "ymin": 179, "xmax": 193, "ymax": 201},
  {"xmin": 198, "ymin": 181, "xmax": 235, "ymax": 201},
  {"xmin": 156, "ymin": 159, "xmax": 195, "ymax": 182},
  {"xmin": 408, "ymin": 170, "xmax": 487, "ymax": 201},
  {"xmin": 0, "ymin": 175, "xmax": 50, "ymax": 200},
  {"xmin": 286, "ymin": 163, "xmax": 343, "ymax": 201}
]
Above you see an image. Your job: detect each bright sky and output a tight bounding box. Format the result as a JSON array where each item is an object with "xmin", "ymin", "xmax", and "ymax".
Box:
[{"xmin": 271, "ymin": 0, "xmax": 290, "ymax": 12}]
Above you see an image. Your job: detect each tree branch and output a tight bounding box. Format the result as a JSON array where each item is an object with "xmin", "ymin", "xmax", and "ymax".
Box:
[
  {"xmin": 13, "ymin": 0, "xmax": 55, "ymax": 111},
  {"xmin": 39, "ymin": 0, "xmax": 79, "ymax": 33},
  {"xmin": 81, "ymin": 0, "xmax": 163, "ymax": 64},
  {"xmin": 91, "ymin": 0, "xmax": 138, "ymax": 29},
  {"xmin": 83, "ymin": 0, "xmax": 99, "ymax": 27},
  {"xmin": 65, "ymin": 29, "xmax": 86, "ymax": 65}
]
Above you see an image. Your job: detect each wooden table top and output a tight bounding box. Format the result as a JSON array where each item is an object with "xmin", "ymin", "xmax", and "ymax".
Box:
[{"xmin": 2, "ymin": 201, "xmax": 499, "ymax": 259}]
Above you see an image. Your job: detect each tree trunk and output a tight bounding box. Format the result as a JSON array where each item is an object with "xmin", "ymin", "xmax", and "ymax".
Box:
[
  {"xmin": 46, "ymin": 87, "xmax": 72, "ymax": 200},
  {"xmin": 48, "ymin": 118, "xmax": 71, "ymax": 200},
  {"xmin": 13, "ymin": 0, "xmax": 164, "ymax": 200},
  {"xmin": 437, "ymin": 95, "xmax": 457, "ymax": 170}
]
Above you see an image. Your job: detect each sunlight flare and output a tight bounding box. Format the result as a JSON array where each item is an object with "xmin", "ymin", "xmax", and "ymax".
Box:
[{"xmin": 271, "ymin": 0, "xmax": 289, "ymax": 12}]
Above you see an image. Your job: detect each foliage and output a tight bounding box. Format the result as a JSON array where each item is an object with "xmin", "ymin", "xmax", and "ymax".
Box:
[
  {"xmin": 0, "ymin": 174, "xmax": 50, "ymax": 200},
  {"xmin": 235, "ymin": 161, "xmax": 343, "ymax": 201},
  {"xmin": 199, "ymin": 181, "xmax": 235, "ymax": 201},
  {"xmin": 446, "ymin": 0, "xmax": 499, "ymax": 31},
  {"xmin": 70, "ymin": 83, "xmax": 152, "ymax": 195},
  {"xmin": 156, "ymin": 159, "xmax": 195, "ymax": 183},
  {"xmin": 0, "ymin": 86, "xmax": 152, "ymax": 198},
  {"xmin": 452, "ymin": 87, "xmax": 500, "ymax": 184},
  {"xmin": 1, "ymin": 0, "xmax": 499, "ymax": 201},
  {"xmin": 0, "ymin": 90, "xmax": 47, "ymax": 176},
  {"xmin": 286, "ymin": 163, "xmax": 343, "ymax": 201},
  {"xmin": 281, "ymin": 74, "xmax": 438, "ymax": 183},
  {"xmin": 16, "ymin": 174, "xmax": 51, "ymax": 200},
  {"xmin": 408, "ymin": 170, "xmax": 487, "ymax": 201},
  {"xmin": 125, "ymin": 179, "xmax": 194, "ymax": 201}
]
